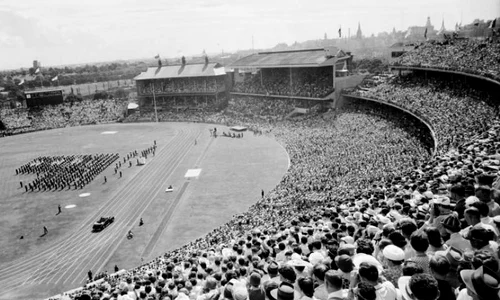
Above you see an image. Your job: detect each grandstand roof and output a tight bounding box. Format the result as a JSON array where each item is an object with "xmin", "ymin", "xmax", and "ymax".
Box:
[
  {"xmin": 24, "ymin": 88, "xmax": 64, "ymax": 94},
  {"xmin": 134, "ymin": 63, "xmax": 226, "ymax": 81},
  {"xmin": 230, "ymin": 47, "xmax": 350, "ymax": 69}
]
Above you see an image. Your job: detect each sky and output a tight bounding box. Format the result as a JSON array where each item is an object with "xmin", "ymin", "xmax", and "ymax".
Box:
[{"xmin": 0, "ymin": 0, "xmax": 498, "ymax": 70}]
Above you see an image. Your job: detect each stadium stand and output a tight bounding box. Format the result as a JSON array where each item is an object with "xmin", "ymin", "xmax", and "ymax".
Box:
[
  {"xmin": 134, "ymin": 62, "xmax": 227, "ymax": 115},
  {"xmin": 6, "ymin": 38, "xmax": 500, "ymax": 300},
  {"xmin": 230, "ymin": 48, "xmax": 352, "ymax": 99},
  {"xmin": 392, "ymin": 38, "xmax": 500, "ymax": 81},
  {"xmin": 0, "ymin": 99, "xmax": 127, "ymax": 136}
]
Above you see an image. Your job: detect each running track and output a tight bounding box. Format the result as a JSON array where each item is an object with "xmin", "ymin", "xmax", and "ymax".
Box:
[{"xmin": 0, "ymin": 126, "xmax": 201, "ymax": 298}]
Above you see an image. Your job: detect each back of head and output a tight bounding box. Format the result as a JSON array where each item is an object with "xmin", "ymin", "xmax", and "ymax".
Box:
[
  {"xmin": 402, "ymin": 261, "xmax": 424, "ymax": 276},
  {"xmin": 470, "ymin": 201, "xmax": 490, "ymax": 217},
  {"xmin": 429, "ymin": 254, "xmax": 450, "ymax": 276},
  {"xmin": 356, "ymin": 282, "xmax": 377, "ymax": 300},
  {"xmin": 356, "ymin": 239, "xmax": 374, "ymax": 255},
  {"xmin": 297, "ymin": 277, "xmax": 315, "ymax": 297},
  {"xmin": 324, "ymin": 270, "xmax": 343, "ymax": 291},
  {"xmin": 410, "ymin": 231, "xmax": 429, "ymax": 253},
  {"xmin": 358, "ymin": 262, "xmax": 379, "ymax": 282},
  {"xmin": 409, "ymin": 274, "xmax": 440, "ymax": 300},
  {"xmin": 312, "ymin": 264, "xmax": 328, "ymax": 282}
]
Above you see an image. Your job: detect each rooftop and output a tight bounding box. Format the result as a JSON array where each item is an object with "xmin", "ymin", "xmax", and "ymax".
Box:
[
  {"xmin": 134, "ymin": 62, "xmax": 226, "ymax": 81},
  {"xmin": 230, "ymin": 47, "xmax": 350, "ymax": 69}
]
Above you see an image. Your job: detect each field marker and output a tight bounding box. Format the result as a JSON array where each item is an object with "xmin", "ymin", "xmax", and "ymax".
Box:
[
  {"xmin": 79, "ymin": 193, "xmax": 91, "ymax": 198},
  {"xmin": 184, "ymin": 169, "xmax": 201, "ymax": 178},
  {"xmin": 65, "ymin": 205, "xmax": 76, "ymax": 209},
  {"xmin": 101, "ymin": 131, "xmax": 117, "ymax": 135}
]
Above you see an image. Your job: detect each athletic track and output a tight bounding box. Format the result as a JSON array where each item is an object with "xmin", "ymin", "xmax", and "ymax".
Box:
[{"xmin": 0, "ymin": 126, "xmax": 201, "ymax": 298}]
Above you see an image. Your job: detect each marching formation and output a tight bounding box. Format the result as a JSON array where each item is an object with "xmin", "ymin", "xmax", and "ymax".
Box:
[{"xmin": 17, "ymin": 154, "xmax": 119, "ymax": 192}]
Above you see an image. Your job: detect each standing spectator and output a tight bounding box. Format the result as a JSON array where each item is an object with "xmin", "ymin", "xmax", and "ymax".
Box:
[
  {"xmin": 408, "ymin": 231, "xmax": 430, "ymax": 274},
  {"xmin": 312, "ymin": 264, "xmax": 329, "ymax": 300},
  {"xmin": 381, "ymin": 245, "xmax": 405, "ymax": 287},
  {"xmin": 443, "ymin": 214, "xmax": 472, "ymax": 251},
  {"xmin": 297, "ymin": 277, "xmax": 315, "ymax": 300},
  {"xmin": 356, "ymin": 262, "xmax": 397, "ymax": 300},
  {"xmin": 429, "ymin": 254, "xmax": 455, "ymax": 300},
  {"xmin": 247, "ymin": 272, "xmax": 265, "ymax": 300},
  {"xmin": 324, "ymin": 270, "xmax": 344, "ymax": 300}
]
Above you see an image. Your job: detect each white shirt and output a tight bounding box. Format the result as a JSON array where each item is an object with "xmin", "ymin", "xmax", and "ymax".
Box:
[{"xmin": 374, "ymin": 281, "xmax": 398, "ymax": 300}]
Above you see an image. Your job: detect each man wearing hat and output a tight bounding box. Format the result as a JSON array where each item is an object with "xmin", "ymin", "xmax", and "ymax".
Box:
[
  {"xmin": 270, "ymin": 283, "xmax": 300, "ymax": 300},
  {"xmin": 442, "ymin": 213, "xmax": 472, "ymax": 251},
  {"xmin": 435, "ymin": 247, "xmax": 464, "ymax": 289},
  {"xmin": 460, "ymin": 266, "xmax": 500, "ymax": 300},
  {"xmin": 381, "ymin": 245, "xmax": 405, "ymax": 287}
]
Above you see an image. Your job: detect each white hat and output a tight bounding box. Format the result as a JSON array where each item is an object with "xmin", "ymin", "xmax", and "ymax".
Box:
[
  {"xmin": 341, "ymin": 236, "xmax": 355, "ymax": 245},
  {"xmin": 465, "ymin": 196, "xmax": 480, "ymax": 207},
  {"xmin": 383, "ymin": 245, "xmax": 405, "ymax": 261}
]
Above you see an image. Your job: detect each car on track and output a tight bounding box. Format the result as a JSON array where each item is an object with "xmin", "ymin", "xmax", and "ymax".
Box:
[{"xmin": 92, "ymin": 216, "xmax": 115, "ymax": 232}]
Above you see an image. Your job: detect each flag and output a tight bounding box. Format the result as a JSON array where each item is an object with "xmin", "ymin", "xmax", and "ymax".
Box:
[
  {"xmin": 18, "ymin": 79, "xmax": 25, "ymax": 85},
  {"xmin": 35, "ymin": 68, "xmax": 40, "ymax": 74},
  {"xmin": 490, "ymin": 19, "xmax": 497, "ymax": 29},
  {"xmin": 338, "ymin": 27, "xmax": 342, "ymax": 38},
  {"xmin": 51, "ymin": 75, "xmax": 58, "ymax": 81},
  {"xmin": 154, "ymin": 54, "xmax": 160, "ymax": 59},
  {"xmin": 424, "ymin": 28, "xmax": 428, "ymax": 39}
]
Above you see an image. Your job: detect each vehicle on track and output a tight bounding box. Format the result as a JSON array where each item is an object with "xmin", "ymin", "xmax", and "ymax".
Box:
[{"xmin": 92, "ymin": 216, "xmax": 115, "ymax": 232}]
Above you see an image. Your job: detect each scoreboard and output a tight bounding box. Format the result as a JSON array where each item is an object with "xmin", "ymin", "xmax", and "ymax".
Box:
[{"xmin": 25, "ymin": 89, "xmax": 64, "ymax": 108}]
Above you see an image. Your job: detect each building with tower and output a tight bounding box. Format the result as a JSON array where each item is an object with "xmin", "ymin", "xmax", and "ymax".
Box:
[
  {"xmin": 405, "ymin": 17, "xmax": 437, "ymax": 41},
  {"xmin": 356, "ymin": 22, "xmax": 363, "ymax": 39}
]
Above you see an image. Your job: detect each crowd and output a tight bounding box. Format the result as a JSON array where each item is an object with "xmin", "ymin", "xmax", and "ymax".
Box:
[
  {"xmin": 0, "ymin": 99, "xmax": 127, "ymax": 136},
  {"xmin": 137, "ymin": 77, "xmax": 225, "ymax": 95},
  {"xmin": 140, "ymin": 96, "xmax": 222, "ymax": 114},
  {"xmin": 7, "ymin": 42, "xmax": 499, "ymax": 300},
  {"xmin": 56, "ymin": 102, "xmax": 500, "ymax": 300},
  {"xmin": 17, "ymin": 154, "xmax": 119, "ymax": 192},
  {"xmin": 225, "ymin": 97, "xmax": 296, "ymax": 121},
  {"xmin": 233, "ymin": 68, "xmax": 334, "ymax": 99},
  {"xmin": 345, "ymin": 73, "xmax": 497, "ymax": 154},
  {"xmin": 393, "ymin": 38, "xmax": 500, "ymax": 81}
]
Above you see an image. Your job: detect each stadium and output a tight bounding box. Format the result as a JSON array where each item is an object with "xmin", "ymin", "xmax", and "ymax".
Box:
[{"xmin": 1, "ymin": 13, "xmax": 500, "ymax": 300}]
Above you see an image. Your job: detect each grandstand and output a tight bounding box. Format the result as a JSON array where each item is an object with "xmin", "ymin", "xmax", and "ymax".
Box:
[
  {"xmin": 229, "ymin": 47, "xmax": 366, "ymax": 110},
  {"xmin": 134, "ymin": 62, "xmax": 228, "ymax": 114},
  {"xmin": 1, "ymin": 37, "xmax": 500, "ymax": 300}
]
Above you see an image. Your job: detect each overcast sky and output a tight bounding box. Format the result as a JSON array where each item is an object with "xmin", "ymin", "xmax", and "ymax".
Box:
[{"xmin": 0, "ymin": 0, "xmax": 498, "ymax": 70}]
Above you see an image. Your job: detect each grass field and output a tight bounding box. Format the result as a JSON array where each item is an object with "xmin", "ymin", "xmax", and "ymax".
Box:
[{"xmin": 0, "ymin": 122, "xmax": 289, "ymax": 300}]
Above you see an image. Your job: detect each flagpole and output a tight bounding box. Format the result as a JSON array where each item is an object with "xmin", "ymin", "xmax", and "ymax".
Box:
[{"xmin": 152, "ymin": 81, "xmax": 158, "ymax": 123}]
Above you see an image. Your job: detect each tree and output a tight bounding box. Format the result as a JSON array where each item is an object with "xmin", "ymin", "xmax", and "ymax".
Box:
[
  {"xmin": 114, "ymin": 88, "xmax": 129, "ymax": 99},
  {"xmin": 181, "ymin": 56, "xmax": 186, "ymax": 65},
  {"xmin": 324, "ymin": 32, "xmax": 328, "ymax": 40}
]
